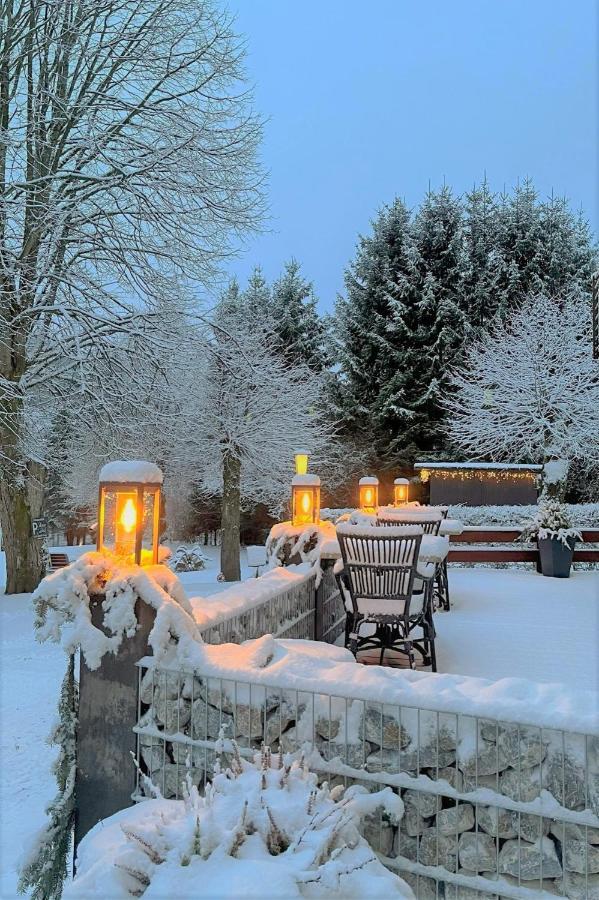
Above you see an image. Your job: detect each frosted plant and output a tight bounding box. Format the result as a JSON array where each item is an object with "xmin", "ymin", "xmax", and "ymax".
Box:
[
  {"xmin": 66, "ymin": 742, "xmax": 413, "ymax": 898},
  {"xmin": 446, "ymin": 292, "xmax": 599, "ymax": 500}
]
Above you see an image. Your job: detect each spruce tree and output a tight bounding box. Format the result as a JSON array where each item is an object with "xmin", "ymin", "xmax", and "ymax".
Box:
[
  {"xmin": 335, "ymin": 198, "xmax": 420, "ymax": 463},
  {"xmin": 461, "ymin": 179, "xmax": 506, "ymax": 329},
  {"xmin": 270, "ymin": 259, "xmax": 325, "ymax": 371}
]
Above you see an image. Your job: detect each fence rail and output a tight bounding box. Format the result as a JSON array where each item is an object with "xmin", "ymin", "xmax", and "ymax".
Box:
[
  {"xmin": 134, "ymin": 660, "xmax": 599, "ymax": 900},
  {"xmin": 448, "ymin": 526, "xmax": 599, "ymax": 565}
]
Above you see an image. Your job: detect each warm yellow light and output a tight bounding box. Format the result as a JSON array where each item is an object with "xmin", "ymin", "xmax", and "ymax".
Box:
[
  {"xmin": 120, "ymin": 498, "xmax": 137, "ymax": 532},
  {"xmin": 358, "ymin": 477, "xmax": 379, "ymax": 512},
  {"xmin": 394, "ymin": 480, "xmax": 409, "ymax": 504},
  {"xmin": 295, "ymin": 453, "xmax": 309, "ymax": 475},
  {"xmin": 301, "ymin": 491, "xmax": 311, "ymax": 513},
  {"xmin": 364, "ymin": 488, "xmax": 373, "ymax": 506}
]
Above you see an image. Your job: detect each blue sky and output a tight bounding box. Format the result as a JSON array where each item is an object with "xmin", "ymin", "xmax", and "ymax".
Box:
[{"xmin": 227, "ymin": 0, "xmax": 597, "ymax": 312}]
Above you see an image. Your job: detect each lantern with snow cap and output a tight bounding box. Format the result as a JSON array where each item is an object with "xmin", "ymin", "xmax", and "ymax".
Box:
[
  {"xmin": 291, "ymin": 473, "xmax": 320, "ymax": 527},
  {"xmin": 97, "ymin": 460, "xmax": 162, "ymax": 565},
  {"xmin": 393, "ymin": 477, "xmax": 409, "ymax": 506},
  {"xmin": 359, "ymin": 476, "xmax": 379, "ymax": 513}
]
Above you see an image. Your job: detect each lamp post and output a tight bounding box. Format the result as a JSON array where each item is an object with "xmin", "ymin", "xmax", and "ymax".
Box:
[
  {"xmin": 393, "ymin": 477, "xmax": 409, "ymax": 506},
  {"xmin": 97, "ymin": 460, "xmax": 162, "ymax": 565},
  {"xmin": 359, "ymin": 476, "xmax": 379, "ymax": 514}
]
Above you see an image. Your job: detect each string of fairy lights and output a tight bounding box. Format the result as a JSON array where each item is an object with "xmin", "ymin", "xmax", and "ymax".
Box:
[{"xmin": 418, "ymin": 468, "xmax": 539, "ymax": 484}]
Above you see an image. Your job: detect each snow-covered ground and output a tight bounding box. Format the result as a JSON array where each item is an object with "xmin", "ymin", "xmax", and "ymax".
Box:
[{"xmin": 0, "ymin": 550, "xmax": 597, "ymax": 897}]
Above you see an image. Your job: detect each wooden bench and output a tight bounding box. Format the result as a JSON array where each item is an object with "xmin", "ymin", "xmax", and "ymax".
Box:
[
  {"xmin": 447, "ymin": 527, "xmax": 599, "ymax": 564},
  {"xmin": 48, "ymin": 552, "xmax": 70, "ymax": 572}
]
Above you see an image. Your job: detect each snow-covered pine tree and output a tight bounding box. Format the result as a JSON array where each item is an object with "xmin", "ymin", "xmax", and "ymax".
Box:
[
  {"xmin": 334, "ymin": 198, "xmax": 421, "ymax": 464},
  {"xmin": 389, "ymin": 185, "xmax": 467, "ymax": 459},
  {"xmin": 18, "ymin": 655, "xmax": 78, "ymax": 900},
  {"xmin": 460, "ymin": 179, "xmax": 506, "ymax": 329},
  {"xmin": 270, "ymin": 260, "xmax": 326, "ymax": 371},
  {"xmin": 243, "ymin": 266, "xmax": 272, "ymax": 320}
]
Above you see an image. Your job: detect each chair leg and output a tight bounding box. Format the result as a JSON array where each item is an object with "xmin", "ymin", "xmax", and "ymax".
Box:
[
  {"xmin": 344, "ymin": 611, "xmax": 354, "ymax": 647},
  {"xmin": 442, "ymin": 560, "xmax": 450, "ymax": 610},
  {"xmin": 347, "ymin": 615, "xmax": 362, "ymax": 658}
]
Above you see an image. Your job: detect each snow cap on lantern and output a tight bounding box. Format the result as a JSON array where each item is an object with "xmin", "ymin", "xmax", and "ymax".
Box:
[
  {"xmin": 393, "ymin": 477, "xmax": 409, "ymax": 505},
  {"xmin": 97, "ymin": 460, "xmax": 162, "ymax": 565},
  {"xmin": 291, "ymin": 474, "xmax": 320, "ymax": 527},
  {"xmin": 359, "ymin": 476, "xmax": 379, "ymax": 513}
]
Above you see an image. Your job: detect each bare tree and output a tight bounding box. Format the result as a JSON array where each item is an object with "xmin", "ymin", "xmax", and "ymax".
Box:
[
  {"xmin": 0, "ymin": 0, "xmax": 264, "ymax": 592},
  {"xmin": 446, "ymin": 292, "xmax": 599, "ymax": 499}
]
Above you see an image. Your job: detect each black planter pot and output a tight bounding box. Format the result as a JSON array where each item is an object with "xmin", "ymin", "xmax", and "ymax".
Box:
[{"xmin": 538, "ymin": 535, "xmax": 575, "ymax": 578}]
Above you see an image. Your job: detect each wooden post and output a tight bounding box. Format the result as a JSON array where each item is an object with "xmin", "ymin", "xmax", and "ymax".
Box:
[{"xmin": 74, "ymin": 594, "xmax": 156, "ymax": 855}]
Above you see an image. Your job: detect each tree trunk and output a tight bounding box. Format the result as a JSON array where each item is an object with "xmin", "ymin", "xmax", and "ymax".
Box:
[
  {"xmin": 0, "ymin": 459, "xmax": 46, "ymax": 593},
  {"xmin": 221, "ymin": 450, "xmax": 241, "ymax": 581}
]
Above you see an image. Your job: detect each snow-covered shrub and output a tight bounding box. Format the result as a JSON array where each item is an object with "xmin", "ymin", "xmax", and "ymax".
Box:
[
  {"xmin": 522, "ymin": 495, "xmax": 581, "ymax": 546},
  {"xmin": 169, "ymin": 545, "xmax": 207, "ymax": 573},
  {"xmin": 66, "ymin": 742, "xmax": 413, "ymax": 899}
]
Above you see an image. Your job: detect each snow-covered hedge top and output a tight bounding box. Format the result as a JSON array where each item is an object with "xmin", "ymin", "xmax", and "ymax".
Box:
[
  {"xmin": 189, "ymin": 565, "xmax": 314, "ymax": 632},
  {"xmin": 33, "ymin": 552, "xmax": 200, "ymax": 670},
  {"xmin": 142, "ymin": 634, "xmax": 599, "ymax": 737},
  {"xmin": 447, "ymin": 504, "xmax": 599, "ymax": 528},
  {"xmin": 99, "ymin": 459, "xmax": 163, "ymax": 484},
  {"xmin": 415, "ymin": 461, "xmax": 543, "ymax": 471}
]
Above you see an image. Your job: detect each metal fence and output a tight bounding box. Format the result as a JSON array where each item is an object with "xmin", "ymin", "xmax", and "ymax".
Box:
[
  {"xmin": 134, "ymin": 661, "xmax": 599, "ymax": 900},
  {"xmin": 197, "ymin": 561, "xmax": 346, "ymax": 647}
]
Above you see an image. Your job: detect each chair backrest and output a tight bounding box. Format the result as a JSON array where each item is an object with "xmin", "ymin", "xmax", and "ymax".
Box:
[
  {"xmin": 378, "ymin": 511, "xmax": 442, "ymax": 536},
  {"xmin": 336, "ymin": 523, "xmax": 423, "ymax": 614}
]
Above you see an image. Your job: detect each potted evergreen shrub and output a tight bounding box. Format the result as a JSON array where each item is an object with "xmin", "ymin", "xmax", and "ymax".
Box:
[{"xmin": 524, "ymin": 496, "xmax": 580, "ymax": 578}]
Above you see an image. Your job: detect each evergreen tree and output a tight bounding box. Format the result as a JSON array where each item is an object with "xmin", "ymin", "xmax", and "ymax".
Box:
[
  {"xmin": 270, "ymin": 259, "xmax": 326, "ymax": 370},
  {"xmin": 385, "ymin": 185, "xmax": 467, "ymax": 459},
  {"xmin": 242, "ymin": 266, "xmax": 271, "ymax": 319},
  {"xmin": 334, "ymin": 198, "xmax": 420, "ymax": 463},
  {"xmin": 461, "ymin": 179, "xmax": 506, "ymax": 328}
]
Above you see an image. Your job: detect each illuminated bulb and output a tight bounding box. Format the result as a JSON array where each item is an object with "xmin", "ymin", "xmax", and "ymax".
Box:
[
  {"xmin": 301, "ymin": 492, "xmax": 311, "ymax": 513},
  {"xmin": 365, "ymin": 488, "xmax": 373, "ymax": 505},
  {"xmin": 120, "ymin": 498, "xmax": 137, "ymax": 532}
]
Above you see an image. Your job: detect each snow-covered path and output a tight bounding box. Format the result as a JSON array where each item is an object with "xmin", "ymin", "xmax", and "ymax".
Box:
[{"xmin": 0, "ymin": 557, "xmax": 597, "ymax": 897}]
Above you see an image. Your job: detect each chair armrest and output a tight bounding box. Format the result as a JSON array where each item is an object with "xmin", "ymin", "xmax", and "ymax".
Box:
[
  {"xmin": 416, "ymin": 560, "xmax": 436, "ymax": 580},
  {"xmin": 333, "ymin": 558, "xmax": 344, "ymax": 576}
]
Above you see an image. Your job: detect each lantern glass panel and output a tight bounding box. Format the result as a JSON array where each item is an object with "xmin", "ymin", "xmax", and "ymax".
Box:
[
  {"xmin": 359, "ymin": 484, "xmax": 378, "ymax": 512},
  {"xmin": 140, "ymin": 490, "xmax": 159, "ymax": 564},
  {"xmin": 294, "ymin": 453, "xmax": 309, "ymax": 475},
  {"xmin": 394, "ymin": 483, "xmax": 408, "ymax": 505},
  {"xmin": 292, "ymin": 485, "xmax": 320, "ymax": 526},
  {"xmin": 101, "ymin": 489, "xmax": 138, "ymax": 562}
]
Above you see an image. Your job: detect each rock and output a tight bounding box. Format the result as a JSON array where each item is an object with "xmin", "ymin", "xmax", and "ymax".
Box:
[
  {"xmin": 459, "ymin": 742, "xmax": 510, "ymax": 777},
  {"xmin": 319, "ymin": 740, "xmax": 368, "ymax": 770},
  {"xmin": 396, "ymin": 746, "xmax": 455, "ymax": 771},
  {"xmin": 499, "ymin": 766, "xmax": 542, "ymax": 803},
  {"xmin": 394, "ymin": 832, "xmax": 418, "ymax": 862},
  {"xmin": 139, "ymin": 737, "xmax": 165, "ymax": 772},
  {"xmin": 315, "ymin": 716, "xmax": 340, "ymax": 741},
  {"xmin": 435, "ymin": 766, "xmax": 464, "ymax": 792},
  {"xmin": 170, "ymin": 742, "xmax": 221, "ymax": 773},
  {"xmin": 561, "ymin": 871, "xmax": 599, "ymax": 899},
  {"xmin": 419, "ymin": 829, "xmax": 458, "ymax": 871},
  {"xmin": 498, "ymin": 836, "xmax": 562, "ymax": 881},
  {"xmin": 563, "ymin": 839, "xmax": 599, "ymax": 874},
  {"xmin": 479, "ymin": 721, "xmax": 548, "ymax": 769},
  {"xmin": 475, "ymin": 805, "xmax": 517, "ymax": 839},
  {"xmin": 361, "ymin": 815, "xmax": 394, "ymax": 856},
  {"xmin": 400, "ymin": 872, "xmax": 439, "ymax": 900},
  {"xmin": 462, "ymin": 773, "xmax": 501, "ymax": 795},
  {"xmin": 444, "ymin": 882, "xmax": 493, "ymax": 900},
  {"xmin": 551, "ymin": 822, "xmax": 599, "ymax": 846},
  {"xmin": 232, "ymin": 704, "xmax": 265, "ymax": 740},
  {"xmin": 403, "ymin": 789, "xmax": 441, "ymax": 819},
  {"xmin": 153, "ymin": 763, "xmax": 203, "ymax": 799},
  {"xmin": 403, "ymin": 804, "xmax": 430, "ymax": 836},
  {"xmin": 519, "ymin": 812, "xmax": 551, "ymax": 844},
  {"xmin": 436, "ymin": 803, "xmax": 475, "ymax": 836},
  {"xmin": 191, "ymin": 697, "xmax": 233, "ymax": 740},
  {"xmin": 264, "ymin": 703, "xmax": 295, "ymax": 745},
  {"xmin": 360, "ymin": 706, "xmax": 411, "ymax": 749},
  {"xmin": 544, "ymin": 751, "xmax": 586, "ymax": 811},
  {"xmin": 153, "ymin": 697, "xmax": 191, "ymax": 733},
  {"xmin": 458, "ymin": 832, "xmax": 497, "ymax": 872}
]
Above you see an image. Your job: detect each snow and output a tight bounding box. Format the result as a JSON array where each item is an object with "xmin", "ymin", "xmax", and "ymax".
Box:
[
  {"xmin": 358, "ymin": 476, "xmax": 379, "ymax": 484},
  {"xmin": 65, "ymin": 751, "xmax": 413, "ymax": 899},
  {"xmin": 416, "ymin": 461, "xmax": 543, "ymax": 471},
  {"xmin": 291, "ymin": 474, "xmax": 320, "ymax": 486},
  {"xmin": 98, "ymin": 459, "xmax": 163, "ymax": 484}
]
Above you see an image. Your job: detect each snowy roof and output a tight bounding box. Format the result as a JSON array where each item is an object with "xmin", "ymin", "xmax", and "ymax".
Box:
[
  {"xmin": 359, "ymin": 476, "xmax": 379, "ymax": 485},
  {"xmin": 394, "ymin": 477, "xmax": 409, "ymax": 485},
  {"xmin": 415, "ymin": 461, "xmax": 543, "ymax": 472},
  {"xmin": 99, "ymin": 460, "xmax": 164, "ymax": 484}
]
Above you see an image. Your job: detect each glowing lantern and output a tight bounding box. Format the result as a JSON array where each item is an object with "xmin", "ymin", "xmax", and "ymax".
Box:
[
  {"xmin": 393, "ymin": 477, "xmax": 409, "ymax": 506},
  {"xmin": 359, "ymin": 476, "xmax": 379, "ymax": 513},
  {"xmin": 97, "ymin": 460, "xmax": 163, "ymax": 565},
  {"xmin": 294, "ymin": 451, "xmax": 309, "ymax": 476},
  {"xmin": 291, "ymin": 474, "xmax": 320, "ymax": 527}
]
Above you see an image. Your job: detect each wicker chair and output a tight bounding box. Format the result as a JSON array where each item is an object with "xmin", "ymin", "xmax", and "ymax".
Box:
[
  {"xmin": 335, "ymin": 522, "xmax": 437, "ymax": 670},
  {"xmin": 377, "ymin": 511, "xmax": 449, "ymax": 611}
]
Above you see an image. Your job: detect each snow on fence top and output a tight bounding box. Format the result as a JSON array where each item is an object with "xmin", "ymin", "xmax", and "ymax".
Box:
[
  {"xmin": 415, "ymin": 461, "xmax": 543, "ymax": 472},
  {"xmin": 98, "ymin": 459, "xmax": 163, "ymax": 484}
]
